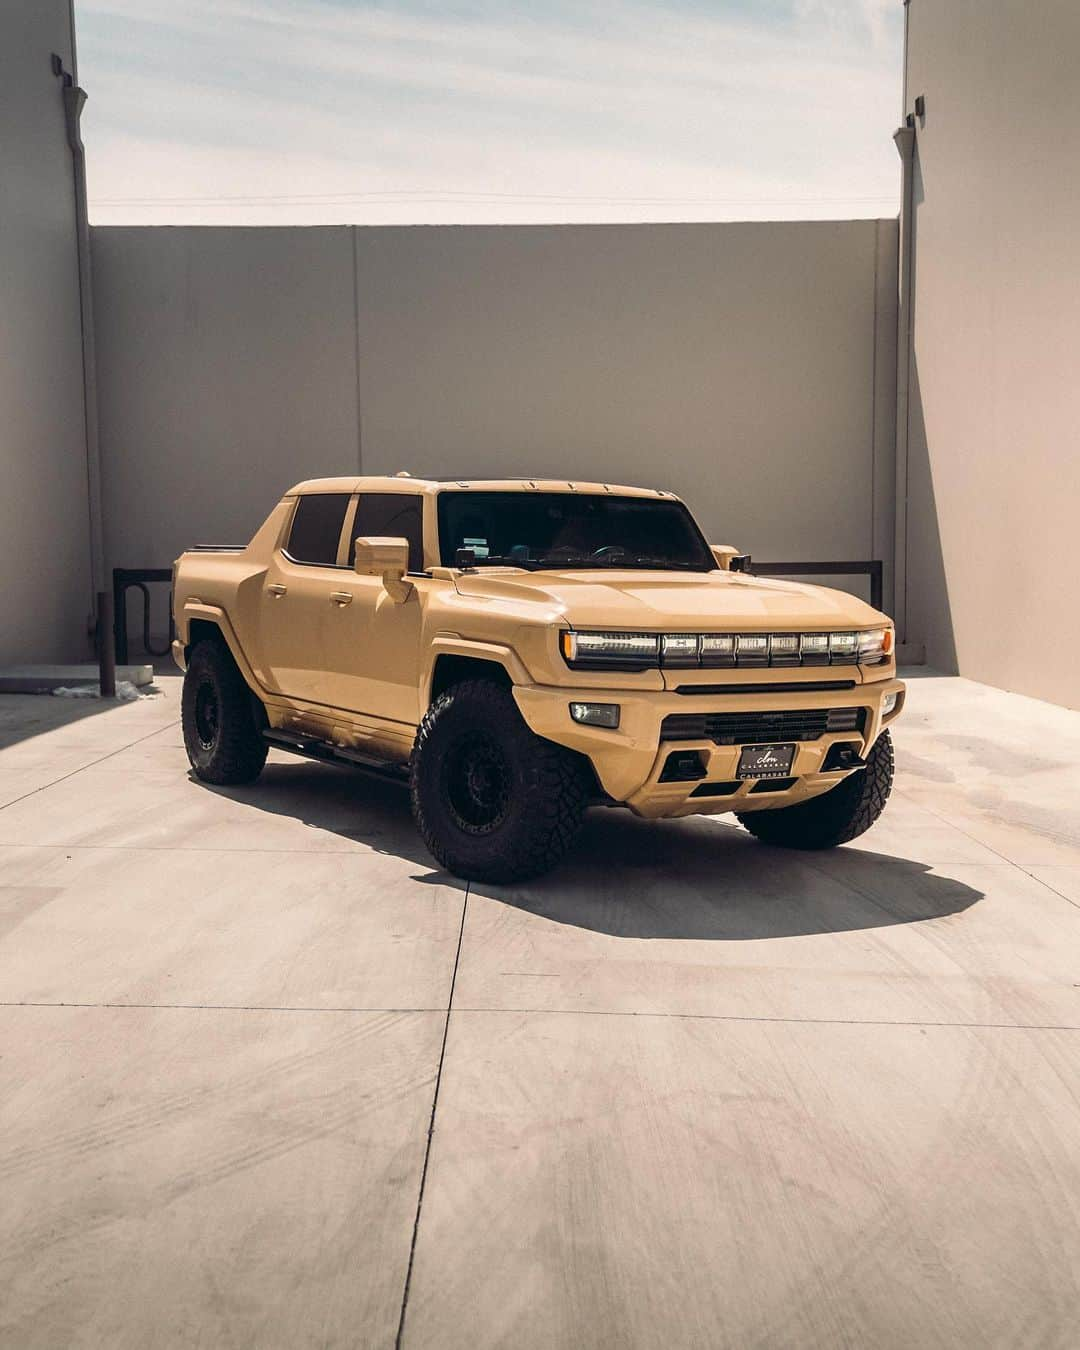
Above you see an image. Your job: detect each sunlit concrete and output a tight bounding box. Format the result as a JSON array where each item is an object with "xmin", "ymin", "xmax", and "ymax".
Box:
[{"xmin": 1, "ymin": 672, "xmax": 1079, "ymax": 1348}]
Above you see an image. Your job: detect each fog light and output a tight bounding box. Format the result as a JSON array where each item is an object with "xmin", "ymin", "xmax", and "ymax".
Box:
[
  {"xmin": 569, "ymin": 702, "xmax": 620, "ymax": 729},
  {"xmin": 882, "ymin": 690, "xmax": 899, "ymax": 717}
]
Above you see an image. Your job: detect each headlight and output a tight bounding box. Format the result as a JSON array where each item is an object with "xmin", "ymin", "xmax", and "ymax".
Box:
[
  {"xmin": 857, "ymin": 628, "xmax": 894, "ymax": 664},
  {"xmin": 735, "ymin": 634, "xmax": 769, "ymax": 665},
  {"xmin": 881, "ymin": 690, "xmax": 899, "ymax": 716},
  {"xmin": 700, "ymin": 634, "xmax": 735, "ymax": 666},
  {"xmin": 829, "ymin": 633, "xmax": 858, "ymax": 658},
  {"xmin": 559, "ymin": 627, "xmax": 897, "ymax": 670},
  {"xmin": 560, "ymin": 631, "xmax": 660, "ymax": 668},
  {"xmin": 660, "ymin": 633, "xmax": 700, "ymax": 666}
]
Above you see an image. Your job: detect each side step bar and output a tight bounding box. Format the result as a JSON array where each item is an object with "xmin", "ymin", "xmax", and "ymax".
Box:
[{"xmin": 262, "ymin": 729, "xmax": 410, "ymax": 784}]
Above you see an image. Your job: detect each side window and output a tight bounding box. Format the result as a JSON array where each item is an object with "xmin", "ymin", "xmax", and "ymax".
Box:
[
  {"xmin": 285, "ymin": 493, "xmax": 350, "ymax": 566},
  {"xmin": 350, "ymin": 494, "xmax": 424, "ymax": 573}
]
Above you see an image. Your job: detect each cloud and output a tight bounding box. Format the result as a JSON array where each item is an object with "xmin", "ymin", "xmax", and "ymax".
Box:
[{"xmin": 76, "ymin": 0, "xmax": 903, "ymax": 224}]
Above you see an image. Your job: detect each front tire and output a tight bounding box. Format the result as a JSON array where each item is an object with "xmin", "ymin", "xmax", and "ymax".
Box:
[
  {"xmin": 182, "ymin": 639, "xmax": 268, "ymax": 785},
  {"xmin": 736, "ymin": 729, "xmax": 894, "ymax": 849},
  {"xmin": 411, "ymin": 680, "xmax": 587, "ymax": 882}
]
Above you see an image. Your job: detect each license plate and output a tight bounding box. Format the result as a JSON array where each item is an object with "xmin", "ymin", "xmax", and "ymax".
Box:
[{"xmin": 737, "ymin": 742, "xmax": 796, "ymax": 780}]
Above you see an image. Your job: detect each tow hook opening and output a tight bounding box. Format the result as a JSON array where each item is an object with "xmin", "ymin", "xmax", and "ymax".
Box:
[
  {"xmin": 822, "ymin": 743, "xmax": 867, "ymax": 772},
  {"xmin": 659, "ymin": 749, "xmax": 708, "ymax": 783}
]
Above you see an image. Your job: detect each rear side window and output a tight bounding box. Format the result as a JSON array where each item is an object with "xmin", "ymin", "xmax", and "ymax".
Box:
[
  {"xmin": 350, "ymin": 494, "xmax": 424, "ymax": 572},
  {"xmin": 285, "ymin": 493, "xmax": 350, "ymax": 565}
]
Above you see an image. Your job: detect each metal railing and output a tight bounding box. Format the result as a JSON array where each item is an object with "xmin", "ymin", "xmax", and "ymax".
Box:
[
  {"xmin": 107, "ymin": 558, "xmax": 884, "ymax": 668},
  {"xmin": 113, "ymin": 568, "xmax": 174, "ymax": 664},
  {"xmin": 749, "ymin": 560, "xmax": 884, "ymax": 613}
]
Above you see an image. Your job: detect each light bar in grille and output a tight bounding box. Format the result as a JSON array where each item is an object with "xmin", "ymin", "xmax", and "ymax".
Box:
[{"xmin": 561, "ymin": 628, "xmax": 892, "ymax": 670}]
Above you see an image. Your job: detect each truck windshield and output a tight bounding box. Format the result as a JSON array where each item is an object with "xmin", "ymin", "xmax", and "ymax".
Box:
[{"xmin": 437, "ymin": 492, "xmax": 716, "ymax": 571}]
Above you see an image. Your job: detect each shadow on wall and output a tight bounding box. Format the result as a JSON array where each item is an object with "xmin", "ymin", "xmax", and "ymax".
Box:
[
  {"xmin": 906, "ymin": 354, "xmax": 958, "ymax": 673},
  {"xmin": 903, "ymin": 142, "xmax": 957, "ymax": 670},
  {"xmin": 199, "ymin": 761, "xmax": 983, "ymax": 942}
]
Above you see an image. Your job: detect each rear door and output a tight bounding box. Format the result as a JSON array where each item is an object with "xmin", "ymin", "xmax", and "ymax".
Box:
[{"xmin": 258, "ymin": 491, "xmax": 352, "ymax": 704}]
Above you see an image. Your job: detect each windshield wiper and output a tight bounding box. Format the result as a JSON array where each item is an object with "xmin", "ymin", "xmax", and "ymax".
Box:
[
  {"xmin": 530, "ymin": 554, "xmax": 707, "ymax": 571},
  {"xmin": 625, "ymin": 556, "xmax": 710, "ymax": 571},
  {"xmin": 464, "ymin": 554, "xmax": 542, "ymax": 570}
]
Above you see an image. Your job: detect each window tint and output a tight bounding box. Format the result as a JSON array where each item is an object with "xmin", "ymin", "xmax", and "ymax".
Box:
[
  {"xmin": 350, "ymin": 494, "xmax": 424, "ymax": 572},
  {"xmin": 285, "ymin": 493, "xmax": 350, "ymax": 565},
  {"xmin": 436, "ymin": 493, "xmax": 715, "ymax": 571}
]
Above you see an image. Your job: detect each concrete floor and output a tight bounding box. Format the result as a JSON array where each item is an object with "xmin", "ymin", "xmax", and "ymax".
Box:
[{"xmin": 1, "ymin": 672, "xmax": 1079, "ymax": 1349}]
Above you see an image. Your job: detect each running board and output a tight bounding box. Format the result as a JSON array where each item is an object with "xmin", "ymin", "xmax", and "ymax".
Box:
[{"xmin": 262, "ymin": 729, "xmax": 409, "ymax": 784}]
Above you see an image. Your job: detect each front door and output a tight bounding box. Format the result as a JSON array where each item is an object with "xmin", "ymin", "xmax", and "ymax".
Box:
[
  {"xmin": 257, "ymin": 491, "xmax": 351, "ymax": 706},
  {"xmin": 320, "ymin": 491, "xmax": 426, "ymax": 726}
]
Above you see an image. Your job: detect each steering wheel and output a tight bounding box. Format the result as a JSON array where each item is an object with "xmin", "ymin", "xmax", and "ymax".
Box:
[{"xmin": 591, "ymin": 545, "xmax": 628, "ymax": 560}]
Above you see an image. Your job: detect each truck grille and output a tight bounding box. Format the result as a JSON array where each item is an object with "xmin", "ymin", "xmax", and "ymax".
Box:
[{"xmin": 659, "ymin": 707, "xmax": 865, "ymax": 745}]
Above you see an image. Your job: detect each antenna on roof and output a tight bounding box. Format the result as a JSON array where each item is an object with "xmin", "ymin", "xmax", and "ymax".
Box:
[{"xmin": 395, "ymin": 469, "xmax": 412, "ymax": 478}]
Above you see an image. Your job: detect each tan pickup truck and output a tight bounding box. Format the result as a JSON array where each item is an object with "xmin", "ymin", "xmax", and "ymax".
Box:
[{"xmin": 172, "ymin": 476, "xmax": 903, "ymax": 881}]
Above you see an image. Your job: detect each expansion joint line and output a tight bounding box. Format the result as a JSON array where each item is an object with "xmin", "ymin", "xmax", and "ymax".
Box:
[{"xmin": 395, "ymin": 882, "xmax": 469, "ymax": 1348}]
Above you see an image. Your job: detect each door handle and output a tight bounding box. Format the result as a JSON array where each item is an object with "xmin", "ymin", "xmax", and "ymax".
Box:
[
  {"xmin": 267, "ymin": 583, "xmax": 287, "ymax": 596},
  {"xmin": 329, "ymin": 591, "xmax": 353, "ymax": 606}
]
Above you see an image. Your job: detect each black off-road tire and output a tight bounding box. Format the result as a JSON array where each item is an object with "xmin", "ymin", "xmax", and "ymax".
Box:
[
  {"xmin": 182, "ymin": 638, "xmax": 268, "ymax": 785},
  {"xmin": 736, "ymin": 729, "xmax": 894, "ymax": 850},
  {"xmin": 410, "ymin": 679, "xmax": 588, "ymax": 882}
]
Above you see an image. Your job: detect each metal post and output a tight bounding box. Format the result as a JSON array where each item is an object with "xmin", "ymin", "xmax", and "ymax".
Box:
[
  {"xmin": 113, "ymin": 569, "xmax": 128, "ymax": 665},
  {"xmin": 869, "ymin": 560, "xmax": 884, "ymax": 613},
  {"xmin": 53, "ymin": 55, "xmax": 106, "ymax": 619},
  {"xmin": 893, "ymin": 122, "xmax": 916, "ymax": 644},
  {"xmin": 97, "ymin": 589, "xmax": 116, "ymax": 698}
]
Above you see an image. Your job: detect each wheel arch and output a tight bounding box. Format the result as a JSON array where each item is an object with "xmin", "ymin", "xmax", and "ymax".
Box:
[
  {"xmin": 424, "ymin": 638, "xmax": 531, "ymax": 709},
  {"xmin": 429, "ymin": 653, "xmax": 512, "ymax": 704},
  {"xmin": 180, "ymin": 603, "xmax": 265, "ymax": 699}
]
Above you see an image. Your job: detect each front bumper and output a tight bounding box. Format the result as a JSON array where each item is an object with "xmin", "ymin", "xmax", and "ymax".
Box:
[{"xmin": 513, "ymin": 676, "xmax": 905, "ymax": 818}]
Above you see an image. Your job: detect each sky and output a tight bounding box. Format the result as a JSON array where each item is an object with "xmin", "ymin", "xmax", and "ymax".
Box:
[{"xmin": 76, "ymin": 0, "xmax": 905, "ymax": 226}]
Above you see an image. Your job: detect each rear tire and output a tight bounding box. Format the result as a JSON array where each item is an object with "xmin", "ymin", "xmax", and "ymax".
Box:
[
  {"xmin": 182, "ymin": 639, "xmax": 267, "ymax": 785},
  {"xmin": 411, "ymin": 679, "xmax": 587, "ymax": 882},
  {"xmin": 736, "ymin": 729, "xmax": 894, "ymax": 849}
]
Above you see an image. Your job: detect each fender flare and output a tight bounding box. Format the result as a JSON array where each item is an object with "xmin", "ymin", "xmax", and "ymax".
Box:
[
  {"xmin": 180, "ymin": 602, "xmax": 270, "ymax": 697},
  {"xmin": 424, "ymin": 634, "xmax": 532, "ymax": 705}
]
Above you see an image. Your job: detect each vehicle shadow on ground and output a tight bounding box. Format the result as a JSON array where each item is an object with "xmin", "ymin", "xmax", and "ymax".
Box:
[{"xmin": 198, "ymin": 760, "xmax": 984, "ymax": 942}]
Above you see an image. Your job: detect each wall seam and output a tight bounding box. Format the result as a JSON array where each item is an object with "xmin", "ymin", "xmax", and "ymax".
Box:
[
  {"xmin": 870, "ymin": 219, "xmax": 880, "ymax": 568},
  {"xmin": 351, "ymin": 226, "xmax": 363, "ymax": 474}
]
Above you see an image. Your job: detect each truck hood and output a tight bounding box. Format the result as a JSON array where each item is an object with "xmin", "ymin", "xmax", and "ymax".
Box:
[{"xmin": 451, "ymin": 568, "xmax": 886, "ymax": 630}]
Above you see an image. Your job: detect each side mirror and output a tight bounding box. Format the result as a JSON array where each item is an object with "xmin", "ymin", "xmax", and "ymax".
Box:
[
  {"xmin": 354, "ymin": 536, "xmax": 413, "ymax": 603},
  {"xmin": 711, "ymin": 545, "xmax": 751, "ymax": 572}
]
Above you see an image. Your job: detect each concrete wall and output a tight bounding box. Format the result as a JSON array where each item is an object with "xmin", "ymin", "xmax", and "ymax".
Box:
[
  {"xmin": 0, "ymin": 1, "xmax": 93, "ymax": 663},
  {"xmin": 92, "ymin": 220, "xmax": 897, "ymax": 606},
  {"xmin": 92, "ymin": 228, "xmax": 360, "ymax": 575},
  {"xmin": 903, "ymin": 0, "xmax": 1080, "ymax": 708}
]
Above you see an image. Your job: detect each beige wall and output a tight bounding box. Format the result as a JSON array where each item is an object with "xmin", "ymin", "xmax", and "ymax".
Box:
[
  {"xmin": 0, "ymin": 0, "xmax": 93, "ymax": 663},
  {"xmin": 356, "ymin": 222, "xmax": 899, "ymax": 580},
  {"xmin": 904, "ymin": 0, "xmax": 1080, "ymax": 707},
  {"xmin": 93, "ymin": 220, "xmax": 897, "ymax": 613},
  {"xmin": 92, "ymin": 227, "xmax": 360, "ymax": 574}
]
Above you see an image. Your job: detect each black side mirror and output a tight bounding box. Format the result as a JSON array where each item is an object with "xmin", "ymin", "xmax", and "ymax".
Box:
[{"xmin": 729, "ymin": 554, "xmax": 752, "ymax": 573}]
